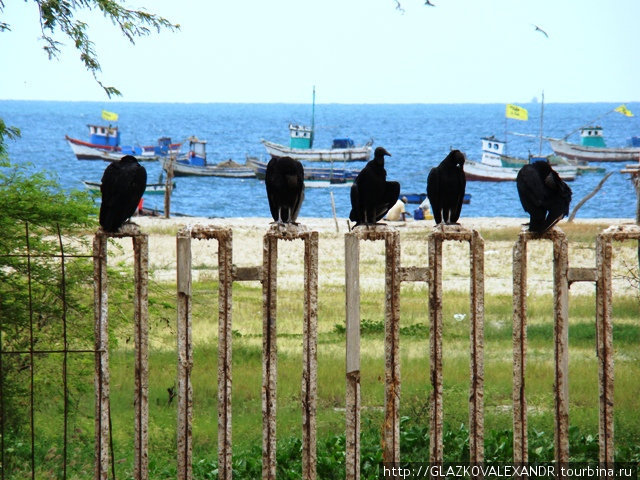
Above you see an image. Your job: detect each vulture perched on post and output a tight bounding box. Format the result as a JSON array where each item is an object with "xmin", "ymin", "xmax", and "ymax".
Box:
[
  {"xmin": 349, "ymin": 146, "xmax": 400, "ymax": 225},
  {"xmin": 99, "ymin": 155, "xmax": 147, "ymax": 232}
]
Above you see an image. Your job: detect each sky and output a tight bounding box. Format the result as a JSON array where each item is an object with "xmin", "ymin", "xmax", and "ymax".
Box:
[{"xmin": 1, "ymin": 0, "xmax": 639, "ymax": 104}]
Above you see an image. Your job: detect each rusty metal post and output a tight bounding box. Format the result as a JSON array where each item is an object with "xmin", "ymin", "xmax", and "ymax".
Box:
[
  {"xmin": 176, "ymin": 225, "xmax": 234, "ymax": 480},
  {"xmin": 262, "ymin": 224, "xmax": 318, "ymax": 480},
  {"xmin": 428, "ymin": 231, "xmax": 443, "ymax": 465},
  {"xmin": 345, "ymin": 233, "xmax": 361, "ymax": 480},
  {"xmin": 133, "ymin": 233, "xmax": 149, "ymax": 480},
  {"xmin": 468, "ymin": 230, "xmax": 485, "ymax": 463},
  {"xmin": 427, "ymin": 225, "xmax": 485, "ymax": 465},
  {"xmin": 93, "ymin": 224, "xmax": 149, "ymax": 480},
  {"xmin": 595, "ymin": 224, "xmax": 640, "ymax": 464},
  {"xmin": 344, "ymin": 226, "xmax": 402, "ymax": 477},
  {"xmin": 176, "ymin": 232, "xmax": 193, "ymax": 480},
  {"xmin": 512, "ymin": 227, "xmax": 569, "ymax": 465},
  {"xmin": 93, "ymin": 233, "xmax": 109, "ymax": 480},
  {"xmin": 302, "ymin": 232, "xmax": 319, "ymax": 480},
  {"xmin": 384, "ymin": 231, "xmax": 401, "ymax": 464},
  {"xmin": 512, "ymin": 234, "xmax": 528, "ymax": 464}
]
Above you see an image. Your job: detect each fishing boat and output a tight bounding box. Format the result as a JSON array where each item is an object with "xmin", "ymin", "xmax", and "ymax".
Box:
[
  {"xmin": 548, "ymin": 126, "xmax": 640, "ymax": 163},
  {"xmin": 161, "ymin": 137, "xmax": 256, "ymax": 177},
  {"xmin": 260, "ymin": 87, "xmax": 373, "ymax": 162},
  {"xmin": 464, "ymin": 137, "xmax": 577, "ymax": 182},
  {"xmin": 245, "ymin": 156, "xmax": 359, "ymax": 184},
  {"xmin": 66, "ymin": 124, "xmax": 181, "ymax": 161},
  {"xmin": 82, "ymin": 180, "xmax": 174, "ymax": 195}
]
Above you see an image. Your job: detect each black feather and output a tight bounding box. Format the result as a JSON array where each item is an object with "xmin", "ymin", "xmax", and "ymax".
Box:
[
  {"xmin": 349, "ymin": 146, "xmax": 399, "ymax": 225},
  {"xmin": 99, "ymin": 155, "xmax": 147, "ymax": 232},
  {"xmin": 516, "ymin": 161, "xmax": 572, "ymax": 233},
  {"xmin": 426, "ymin": 149, "xmax": 466, "ymax": 224},
  {"xmin": 265, "ymin": 156, "xmax": 305, "ymax": 223}
]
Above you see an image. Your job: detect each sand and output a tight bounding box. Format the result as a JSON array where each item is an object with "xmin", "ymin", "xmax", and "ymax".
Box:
[{"xmin": 96, "ymin": 215, "xmax": 640, "ymax": 297}]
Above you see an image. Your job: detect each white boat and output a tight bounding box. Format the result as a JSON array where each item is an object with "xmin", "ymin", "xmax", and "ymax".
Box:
[
  {"xmin": 464, "ymin": 137, "xmax": 577, "ymax": 182},
  {"xmin": 261, "ymin": 137, "xmax": 372, "ymax": 162},
  {"xmin": 548, "ymin": 127, "xmax": 640, "ymax": 163},
  {"xmin": 161, "ymin": 137, "xmax": 256, "ymax": 177},
  {"xmin": 82, "ymin": 180, "xmax": 173, "ymax": 194},
  {"xmin": 261, "ymin": 87, "xmax": 372, "ymax": 162}
]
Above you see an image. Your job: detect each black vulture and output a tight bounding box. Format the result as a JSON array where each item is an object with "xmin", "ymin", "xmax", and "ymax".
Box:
[
  {"xmin": 265, "ymin": 156, "xmax": 305, "ymax": 223},
  {"xmin": 349, "ymin": 146, "xmax": 400, "ymax": 225},
  {"xmin": 426, "ymin": 149, "xmax": 466, "ymax": 224},
  {"xmin": 516, "ymin": 161, "xmax": 572, "ymax": 234},
  {"xmin": 99, "ymin": 155, "xmax": 147, "ymax": 232}
]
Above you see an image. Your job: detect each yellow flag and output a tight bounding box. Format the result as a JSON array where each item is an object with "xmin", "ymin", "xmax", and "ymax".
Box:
[
  {"xmin": 101, "ymin": 109, "xmax": 119, "ymax": 122},
  {"xmin": 614, "ymin": 104, "xmax": 633, "ymax": 117},
  {"xmin": 505, "ymin": 104, "xmax": 528, "ymax": 121}
]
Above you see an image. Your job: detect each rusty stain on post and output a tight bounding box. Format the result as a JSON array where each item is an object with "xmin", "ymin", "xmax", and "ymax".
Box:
[
  {"xmin": 344, "ymin": 225, "xmax": 403, "ymax": 476},
  {"xmin": 468, "ymin": 229, "xmax": 485, "ymax": 463},
  {"xmin": 133, "ymin": 233, "xmax": 150, "ymax": 480},
  {"xmin": 176, "ymin": 225, "xmax": 234, "ymax": 480},
  {"xmin": 384, "ymin": 231, "xmax": 401, "ymax": 464},
  {"xmin": 512, "ymin": 234, "xmax": 528, "ymax": 464},
  {"xmin": 345, "ymin": 233, "xmax": 361, "ymax": 480},
  {"xmin": 512, "ymin": 227, "xmax": 570, "ymax": 465},
  {"xmin": 428, "ymin": 225, "xmax": 485, "ymax": 466},
  {"xmin": 262, "ymin": 223, "xmax": 318, "ymax": 480},
  {"xmin": 595, "ymin": 224, "xmax": 640, "ymax": 464},
  {"xmin": 93, "ymin": 233, "xmax": 109, "ymax": 480},
  {"xmin": 93, "ymin": 224, "xmax": 149, "ymax": 480}
]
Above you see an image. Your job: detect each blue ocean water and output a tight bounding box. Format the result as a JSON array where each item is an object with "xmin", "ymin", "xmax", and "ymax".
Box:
[{"xmin": 1, "ymin": 100, "xmax": 638, "ymax": 219}]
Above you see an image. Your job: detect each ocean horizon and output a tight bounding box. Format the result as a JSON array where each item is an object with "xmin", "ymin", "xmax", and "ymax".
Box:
[{"xmin": 1, "ymin": 100, "xmax": 638, "ymax": 219}]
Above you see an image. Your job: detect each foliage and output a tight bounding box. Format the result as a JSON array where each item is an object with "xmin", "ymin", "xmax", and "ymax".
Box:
[
  {"xmin": 0, "ymin": 0, "xmax": 179, "ymax": 97},
  {"xmin": 0, "ymin": 158, "xmax": 96, "ymax": 442}
]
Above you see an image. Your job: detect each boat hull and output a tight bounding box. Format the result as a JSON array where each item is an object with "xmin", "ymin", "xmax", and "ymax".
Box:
[
  {"xmin": 67, "ymin": 136, "xmax": 181, "ymax": 161},
  {"xmin": 464, "ymin": 159, "xmax": 576, "ymax": 182},
  {"xmin": 83, "ymin": 180, "xmax": 172, "ymax": 194},
  {"xmin": 246, "ymin": 156, "xmax": 360, "ymax": 182},
  {"xmin": 549, "ymin": 138, "xmax": 640, "ymax": 163},
  {"xmin": 161, "ymin": 157, "xmax": 256, "ymax": 177},
  {"xmin": 261, "ymin": 139, "xmax": 371, "ymax": 162}
]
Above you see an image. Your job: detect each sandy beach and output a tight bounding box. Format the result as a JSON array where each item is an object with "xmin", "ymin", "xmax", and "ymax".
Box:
[{"xmin": 95, "ymin": 215, "xmax": 639, "ymax": 297}]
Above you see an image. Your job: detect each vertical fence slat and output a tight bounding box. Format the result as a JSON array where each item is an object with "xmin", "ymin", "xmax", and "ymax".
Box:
[
  {"xmin": 383, "ymin": 232, "xmax": 401, "ymax": 464},
  {"xmin": 469, "ymin": 231, "xmax": 485, "ymax": 463},
  {"xmin": 176, "ymin": 233, "xmax": 192, "ymax": 480},
  {"xmin": 262, "ymin": 234, "xmax": 278, "ymax": 480},
  {"xmin": 93, "ymin": 233, "xmax": 110, "ymax": 480},
  {"xmin": 428, "ymin": 233, "xmax": 443, "ymax": 464},
  {"xmin": 553, "ymin": 234, "xmax": 570, "ymax": 464},
  {"xmin": 345, "ymin": 233, "xmax": 361, "ymax": 480},
  {"xmin": 217, "ymin": 230, "xmax": 234, "ymax": 480},
  {"xmin": 133, "ymin": 234, "xmax": 149, "ymax": 480},
  {"xmin": 302, "ymin": 232, "xmax": 319, "ymax": 480},
  {"xmin": 512, "ymin": 233, "xmax": 528, "ymax": 464}
]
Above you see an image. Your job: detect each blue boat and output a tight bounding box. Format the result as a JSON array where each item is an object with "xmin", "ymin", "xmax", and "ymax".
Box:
[{"xmin": 245, "ymin": 156, "xmax": 360, "ymax": 185}]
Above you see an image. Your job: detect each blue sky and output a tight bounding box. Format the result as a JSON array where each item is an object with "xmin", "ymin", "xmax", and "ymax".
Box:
[{"xmin": 1, "ymin": 0, "xmax": 639, "ymax": 103}]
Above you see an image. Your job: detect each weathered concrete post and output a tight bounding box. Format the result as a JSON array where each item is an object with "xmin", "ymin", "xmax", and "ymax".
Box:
[
  {"xmin": 344, "ymin": 225, "xmax": 401, "ymax": 479},
  {"xmin": 176, "ymin": 225, "xmax": 233, "ymax": 480},
  {"xmin": 93, "ymin": 224, "xmax": 149, "ymax": 480},
  {"xmin": 427, "ymin": 225, "xmax": 485, "ymax": 465},
  {"xmin": 512, "ymin": 226, "xmax": 569, "ymax": 465},
  {"xmin": 595, "ymin": 224, "xmax": 640, "ymax": 464},
  {"xmin": 262, "ymin": 223, "xmax": 318, "ymax": 480}
]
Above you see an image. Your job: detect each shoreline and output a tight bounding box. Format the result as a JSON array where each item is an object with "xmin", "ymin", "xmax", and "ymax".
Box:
[{"xmin": 115, "ymin": 216, "xmax": 639, "ymax": 296}]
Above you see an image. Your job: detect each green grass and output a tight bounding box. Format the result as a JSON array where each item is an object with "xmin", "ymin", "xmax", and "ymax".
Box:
[{"xmin": 3, "ymin": 281, "xmax": 639, "ymax": 479}]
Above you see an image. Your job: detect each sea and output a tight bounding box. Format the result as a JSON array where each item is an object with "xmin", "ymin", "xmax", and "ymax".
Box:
[{"xmin": 1, "ymin": 100, "xmax": 638, "ymax": 219}]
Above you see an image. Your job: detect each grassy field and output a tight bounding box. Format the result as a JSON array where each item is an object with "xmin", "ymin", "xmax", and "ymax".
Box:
[{"xmin": 4, "ymin": 222, "xmax": 640, "ymax": 479}]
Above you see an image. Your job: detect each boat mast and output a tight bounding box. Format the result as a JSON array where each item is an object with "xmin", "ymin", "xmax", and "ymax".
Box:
[
  {"xmin": 310, "ymin": 86, "xmax": 316, "ymax": 149},
  {"xmin": 539, "ymin": 91, "xmax": 545, "ymax": 155}
]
